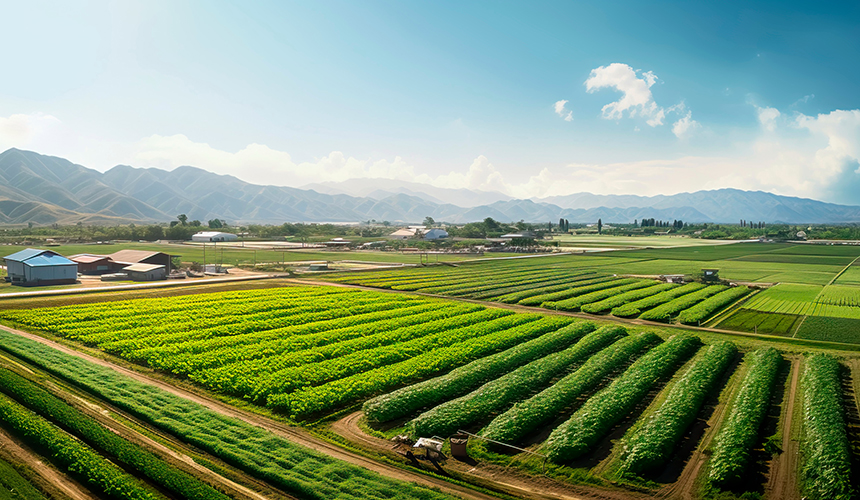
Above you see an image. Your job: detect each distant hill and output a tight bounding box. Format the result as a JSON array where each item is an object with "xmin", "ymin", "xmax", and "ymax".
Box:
[{"xmin": 2, "ymin": 148, "xmax": 860, "ymax": 225}]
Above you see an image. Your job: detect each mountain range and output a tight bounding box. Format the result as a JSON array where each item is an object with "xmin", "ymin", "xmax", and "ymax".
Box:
[{"xmin": 1, "ymin": 148, "xmax": 860, "ymax": 225}]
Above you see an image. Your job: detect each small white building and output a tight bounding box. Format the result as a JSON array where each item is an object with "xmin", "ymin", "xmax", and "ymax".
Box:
[
  {"xmin": 3, "ymin": 249, "xmax": 78, "ymax": 286},
  {"xmin": 192, "ymin": 231, "xmax": 238, "ymax": 242},
  {"xmin": 122, "ymin": 263, "xmax": 167, "ymax": 281},
  {"xmin": 389, "ymin": 228, "xmax": 418, "ymax": 240},
  {"xmin": 423, "ymin": 228, "xmax": 449, "ymax": 240}
]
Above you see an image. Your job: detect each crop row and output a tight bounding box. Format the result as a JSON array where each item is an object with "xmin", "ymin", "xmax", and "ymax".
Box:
[
  {"xmin": 492, "ymin": 273, "xmax": 606, "ymax": 303},
  {"xmin": 544, "ymin": 335, "xmax": 701, "ymax": 463},
  {"xmin": 407, "ymin": 325, "xmax": 626, "ymax": 437},
  {"xmin": 363, "ymin": 320, "xmax": 598, "ymax": 423},
  {"xmin": 0, "ymin": 330, "xmax": 453, "ymax": 500},
  {"xmin": 800, "ymin": 354, "xmax": 853, "ymax": 500},
  {"xmin": 545, "ymin": 280, "xmax": 659, "ymax": 312},
  {"xmin": 0, "ymin": 392, "xmax": 158, "ymax": 500},
  {"xmin": 275, "ymin": 316, "xmax": 575, "ymax": 417},
  {"xmin": 518, "ymin": 277, "xmax": 632, "ymax": 306},
  {"xmin": 677, "ymin": 286, "xmax": 752, "ymax": 325},
  {"xmin": 580, "ymin": 283, "xmax": 676, "ymax": 313},
  {"xmin": 611, "ymin": 283, "xmax": 706, "ymax": 318},
  {"xmin": 0, "ymin": 368, "xmax": 228, "ymax": 500},
  {"xmin": 639, "ymin": 285, "xmax": 727, "ymax": 321},
  {"xmin": 618, "ymin": 341, "xmax": 737, "ymax": 476},
  {"xmin": 707, "ymin": 347, "xmax": 781, "ymax": 488},
  {"xmin": 480, "ymin": 331, "xmax": 660, "ymax": 445}
]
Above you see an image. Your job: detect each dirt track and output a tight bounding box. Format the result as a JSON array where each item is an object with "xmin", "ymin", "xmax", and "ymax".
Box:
[
  {"xmin": 0, "ymin": 426, "xmax": 93, "ymax": 500},
  {"xmin": 765, "ymin": 357, "xmax": 802, "ymax": 500},
  {"xmin": 333, "ymin": 411, "xmax": 651, "ymax": 500},
  {"xmin": 0, "ymin": 324, "xmax": 495, "ymax": 500}
]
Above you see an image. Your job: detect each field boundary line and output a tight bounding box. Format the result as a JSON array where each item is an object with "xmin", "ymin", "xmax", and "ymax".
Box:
[{"xmin": 703, "ymin": 288, "xmax": 762, "ymax": 328}]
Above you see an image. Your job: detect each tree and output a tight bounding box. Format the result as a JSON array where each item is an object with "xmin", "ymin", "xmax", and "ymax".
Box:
[
  {"xmin": 176, "ymin": 214, "xmax": 188, "ymax": 226},
  {"xmin": 144, "ymin": 225, "xmax": 164, "ymax": 241},
  {"xmin": 189, "ymin": 220, "xmax": 202, "ymax": 227},
  {"xmin": 564, "ymin": 219, "xmax": 570, "ymax": 232},
  {"xmin": 559, "ymin": 218, "xmax": 564, "ymax": 231},
  {"xmin": 597, "ymin": 218, "xmax": 603, "ymax": 234},
  {"xmin": 423, "ymin": 216, "xmax": 435, "ymax": 228},
  {"xmin": 208, "ymin": 219, "xmax": 223, "ymax": 229}
]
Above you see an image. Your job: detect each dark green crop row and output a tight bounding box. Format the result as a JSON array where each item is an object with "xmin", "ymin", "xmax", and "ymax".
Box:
[
  {"xmin": 545, "ymin": 280, "xmax": 658, "ymax": 312},
  {"xmin": 800, "ymin": 354, "xmax": 853, "ymax": 500},
  {"xmin": 639, "ymin": 285, "xmax": 727, "ymax": 321},
  {"xmin": 517, "ymin": 277, "xmax": 628, "ymax": 306},
  {"xmin": 480, "ymin": 332, "xmax": 660, "ymax": 445},
  {"xmin": 0, "ymin": 330, "xmax": 453, "ymax": 500},
  {"xmin": 544, "ymin": 335, "xmax": 701, "ymax": 463},
  {"xmin": 407, "ymin": 325, "xmax": 627, "ymax": 437},
  {"xmin": 276, "ymin": 316, "xmax": 574, "ymax": 417},
  {"xmin": 618, "ymin": 341, "xmax": 737, "ymax": 476},
  {"xmin": 708, "ymin": 347, "xmax": 781, "ymax": 488},
  {"xmin": 0, "ymin": 392, "xmax": 159, "ymax": 500},
  {"xmin": 580, "ymin": 283, "xmax": 676, "ymax": 314},
  {"xmin": 677, "ymin": 286, "xmax": 751, "ymax": 325},
  {"xmin": 611, "ymin": 283, "xmax": 706, "ymax": 318},
  {"xmin": 0, "ymin": 368, "xmax": 229, "ymax": 500},
  {"xmin": 363, "ymin": 321, "xmax": 597, "ymax": 423}
]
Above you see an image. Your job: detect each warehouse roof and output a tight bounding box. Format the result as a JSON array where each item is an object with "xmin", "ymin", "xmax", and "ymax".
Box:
[
  {"xmin": 69, "ymin": 254, "xmax": 110, "ymax": 264},
  {"xmin": 109, "ymin": 250, "xmax": 165, "ymax": 264},
  {"xmin": 3, "ymin": 248, "xmax": 75, "ymax": 266},
  {"xmin": 122, "ymin": 263, "xmax": 165, "ymax": 273}
]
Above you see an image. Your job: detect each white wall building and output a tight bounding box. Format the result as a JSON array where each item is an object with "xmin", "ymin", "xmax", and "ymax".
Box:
[
  {"xmin": 3, "ymin": 249, "xmax": 78, "ymax": 286},
  {"xmin": 192, "ymin": 231, "xmax": 239, "ymax": 242}
]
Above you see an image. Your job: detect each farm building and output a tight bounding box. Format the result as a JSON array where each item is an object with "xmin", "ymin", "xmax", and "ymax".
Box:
[
  {"xmin": 500, "ymin": 231, "xmax": 536, "ymax": 239},
  {"xmin": 423, "ymin": 228, "xmax": 449, "ymax": 240},
  {"xmin": 109, "ymin": 250, "xmax": 174, "ymax": 272},
  {"xmin": 702, "ymin": 269, "xmax": 720, "ymax": 281},
  {"xmin": 122, "ymin": 263, "xmax": 167, "ymax": 281},
  {"xmin": 69, "ymin": 254, "xmax": 116, "ymax": 275},
  {"xmin": 389, "ymin": 228, "xmax": 417, "ymax": 240},
  {"xmin": 3, "ymin": 248, "xmax": 78, "ymax": 286},
  {"xmin": 192, "ymin": 231, "xmax": 239, "ymax": 242}
]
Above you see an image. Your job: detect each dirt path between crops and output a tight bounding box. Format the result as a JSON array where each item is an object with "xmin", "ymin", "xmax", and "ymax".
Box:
[
  {"xmin": 0, "ymin": 426, "xmax": 94, "ymax": 500},
  {"xmin": 0, "ymin": 325, "xmax": 496, "ymax": 500},
  {"xmin": 653, "ymin": 364, "xmax": 740, "ymax": 500},
  {"xmin": 766, "ymin": 357, "xmax": 801, "ymax": 500},
  {"xmin": 333, "ymin": 411, "xmax": 650, "ymax": 500}
]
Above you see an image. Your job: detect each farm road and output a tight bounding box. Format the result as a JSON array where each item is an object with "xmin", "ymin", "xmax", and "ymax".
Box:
[{"xmin": 0, "ymin": 325, "xmax": 497, "ymax": 500}]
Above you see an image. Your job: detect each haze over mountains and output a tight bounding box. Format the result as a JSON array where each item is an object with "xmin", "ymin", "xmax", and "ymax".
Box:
[{"xmin": 2, "ymin": 148, "xmax": 860, "ymax": 226}]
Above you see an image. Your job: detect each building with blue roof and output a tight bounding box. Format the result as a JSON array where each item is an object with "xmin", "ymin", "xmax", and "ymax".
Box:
[{"xmin": 3, "ymin": 248, "xmax": 78, "ymax": 286}]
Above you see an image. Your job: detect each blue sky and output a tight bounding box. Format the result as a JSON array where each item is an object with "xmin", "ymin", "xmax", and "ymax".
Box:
[{"xmin": 1, "ymin": 0, "xmax": 859, "ymax": 203}]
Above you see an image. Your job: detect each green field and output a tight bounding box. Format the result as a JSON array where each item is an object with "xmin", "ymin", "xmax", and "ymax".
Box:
[{"xmin": 552, "ymin": 234, "xmax": 735, "ymax": 248}]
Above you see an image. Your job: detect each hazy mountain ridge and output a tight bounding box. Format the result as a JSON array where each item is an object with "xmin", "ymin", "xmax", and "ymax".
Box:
[{"xmin": 1, "ymin": 148, "xmax": 860, "ymax": 225}]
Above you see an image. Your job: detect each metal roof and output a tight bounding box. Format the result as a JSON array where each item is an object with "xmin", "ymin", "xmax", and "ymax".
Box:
[
  {"xmin": 69, "ymin": 254, "xmax": 110, "ymax": 264},
  {"xmin": 122, "ymin": 263, "xmax": 165, "ymax": 273},
  {"xmin": 109, "ymin": 249, "xmax": 165, "ymax": 264},
  {"xmin": 4, "ymin": 248, "xmax": 50, "ymax": 262},
  {"xmin": 19, "ymin": 254, "xmax": 76, "ymax": 267}
]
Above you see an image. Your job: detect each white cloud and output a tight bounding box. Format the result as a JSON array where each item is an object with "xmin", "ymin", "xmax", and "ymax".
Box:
[
  {"xmin": 672, "ymin": 111, "xmax": 700, "ymax": 138},
  {"xmin": 0, "ymin": 112, "xmax": 75, "ymax": 154},
  {"xmin": 756, "ymin": 106, "xmax": 780, "ymax": 132},
  {"xmin": 585, "ymin": 63, "xmax": 662, "ymax": 125},
  {"xmin": 553, "ymin": 100, "xmax": 573, "ymax": 121}
]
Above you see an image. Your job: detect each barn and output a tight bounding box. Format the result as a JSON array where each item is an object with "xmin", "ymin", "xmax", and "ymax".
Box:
[
  {"xmin": 69, "ymin": 254, "xmax": 115, "ymax": 275},
  {"xmin": 192, "ymin": 231, "xmax": 238, "ymax": 242},
  {"xmin": 122, "ymin": 263, "xmax": 167, "ymax": 281},
  {"xmin": 3, "ymin": 248, "xmax": 78, "ymax": 286},
  {"xmin": 109, "ymin": 250, "xmax": 174, "ymax": 272}
]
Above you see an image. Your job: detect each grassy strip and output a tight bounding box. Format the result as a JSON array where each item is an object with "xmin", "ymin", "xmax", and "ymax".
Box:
[
  {"xmin": 363, "ymin": 321, "xmax": 597, "ymax": 423},
  {"xmin": 480, "ymin": 332, "xmax": 660, "ymax": 445},
  {"xmin": 707, "ymin": 347, "xmax": 781, "ymax": 488},
  {"xmin": 676, "ymin": 286, "xmax": 752, "ymax": 325},
  {"xmin": 0, "ymin": 457, "xmax": 47, "ymax": 500},
  {"xmin": 407, "ymin": 326, "xmax": 627, "ymax": 437},
  {"xmin": 276, "ymin": 316, "xmax": 575, "ymax": 417},
  {"xmin": 0, "ymin": 392, "xmax": 160, "ymax": 500},
  {"xmin": 0, "ymin": 368, "xmax": 230, "ymax": 500},
  {"xmin": 800, "ymin": 354, "xmax": 854, "ymax": 500},
  {"xmin": 544, "ymin": 335, "xmax": 701, "ymax": 463},
  {"xmin": 617, "ymin": 341, "xmax": 737, "ymax": 476},
  {"xmin": 0, "ymin": 330, "xmax": 454, "ymax": 500}
]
